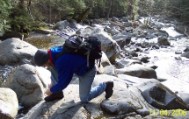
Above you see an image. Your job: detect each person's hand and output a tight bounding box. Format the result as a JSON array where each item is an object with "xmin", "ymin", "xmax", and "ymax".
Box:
[{"xmin": 45, "ymin": 88, "xmax": 52, "ymax": 96}]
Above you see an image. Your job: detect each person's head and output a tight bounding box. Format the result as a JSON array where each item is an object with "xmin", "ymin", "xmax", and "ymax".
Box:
[{"xmin": 33, "ymin": 49, "xmax": 49, "ymax": 66}]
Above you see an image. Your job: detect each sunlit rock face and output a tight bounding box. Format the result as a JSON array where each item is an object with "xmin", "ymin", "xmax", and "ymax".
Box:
[
  {"xmin": 0, "ymin": 88, "xmax": 19, "ymax": 119},
  {"xmin": 0, "ymin": 38, "xmax": 37, "ymax": 65},
  {"xmin": 115, "ymin": 64, "xmax": 157, "ymax": 79},
  {"xmin": 3, "ymin": 64, "xmax": 51, "ymax": 107}
]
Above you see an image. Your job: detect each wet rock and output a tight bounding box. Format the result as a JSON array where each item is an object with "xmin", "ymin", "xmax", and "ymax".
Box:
[
  {"xmin": 181, "ymin": 51, "xmax": 189, "ymax": 58},
  {"xmin": 115, "ymin": 59, "xmax": 131, "ymax": 69},
  {"xmin": 113, "ymin": 34, "xmax": 131, "ymax": 49},
  {"xmin": 175, "ymin": 50, "xmax": 182, "ymax": 54},
  {"xmin": 158, "ymin": 36, "xmax": 170, "ymax": 46},
  {"xmin": 0, "ymin": 88, "xmax": 18, "ymax": 119},
  {"xmin": 183, "ymin": 46, "xmax": 189, "ymax": 52},
  {"xmin": 130, "ymin": 51, "xmax": 138, "ymax": 57},
  {"xmin": 53, "ymin": 20, "xmax": 77, "ymax": 30},
  {"xmin": 0, "ymin": 38, "xmax": 37, "ymax": 65},
  {"xmin": 140, "ymin": 56, "xmax": 150, "ymax": 63}
]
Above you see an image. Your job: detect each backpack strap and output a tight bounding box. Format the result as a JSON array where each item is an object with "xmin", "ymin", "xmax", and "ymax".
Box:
[{"xmin": 48, "ymin": 49, "xmax": 54, "ymax": 65}]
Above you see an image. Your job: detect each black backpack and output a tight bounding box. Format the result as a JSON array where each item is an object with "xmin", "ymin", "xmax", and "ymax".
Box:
[{"xmin": 57, "ymin": 35, "xmax": 102, "ymax": 68}]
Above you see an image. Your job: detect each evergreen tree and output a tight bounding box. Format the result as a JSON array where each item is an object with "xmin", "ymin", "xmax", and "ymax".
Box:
[{"xmin": 0, "ymin": 0, "xmax": 13, "ymax": 35}]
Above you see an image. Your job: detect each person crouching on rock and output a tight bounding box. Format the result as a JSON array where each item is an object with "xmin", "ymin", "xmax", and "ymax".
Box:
[{"xmin": 33, "ymin": 44, "xmax": 114, "ymax": 102}]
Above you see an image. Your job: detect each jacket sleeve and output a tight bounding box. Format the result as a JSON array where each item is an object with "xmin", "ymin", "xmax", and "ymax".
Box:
[
  {"xmin": 50, "ymin": 64, "xmax": 74, "ymax": 93},
  {"xmin": 50, "ymin": 70, "xmax": 73, "ymax": 93}
]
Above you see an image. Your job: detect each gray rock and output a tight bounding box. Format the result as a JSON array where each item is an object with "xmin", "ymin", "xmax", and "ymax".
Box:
[
  {"xmin": 158, "ymin": 36, "xmax": 170, "ymax": 46},
  {"xmin": 97, "ymin": 51, "xmax": 113, "ymax": 74},
  {"xmin": 117, "ymin": 74, "xmax": 158, "ymax": 87},
  {"xmin": 76, "ymin": 27, "xmax": 94, "ymax": 37},
  {"xmin": 177, "ymin": 92, "xmax": 189, "ymax": 104},
  {"xmin": 115, "ymin": 64, "xmax": 157, "ymax": 79},
  {"xmin": 4, "ymin": 64, "xmax": 51, "ymax": 107},
  {"xmin": 113, "ymin": 34, "xmax": 131, "ymax": 49},
  {"xmin": 22, "ymin": 84, "xmax": 98, "ymax": 119},
  {"xmin": 0, "ymin": 88, "xmax": 18, "ymax": 119},
  {"xmin": 102, "ymin": 65, "xmax": 117, "ymax": 76},
  {"xmin": 115, "ymin": 59, "xmax": 130, "ymax": 69},
  {"xmin": 100, "ymin": 86, "xmax": 154, "ymax": 116},
  {"xmin": 138, "ymin": 80, "xmax": 189, "ymax": 110},
  {"xmin": 181, "ymin": 51, "xmax": 189, "ymax": 58},
  {"xmin": 0, "ymin": 38, "xmax": 37, "ymax": 65},
  {"xmin": 54, "ymin": 20, "xmax": 77, "ymax": 30},
  {"xmin": 91, "ymin": 29, "xmax": 121, "ymax": 63},
  {"xmin": 183, "ymin": 46, "xmax": 189, "ymax": 52},
  {"xmin": 162, "ymin": 79, "xmax": 189, "ymax": 105}
]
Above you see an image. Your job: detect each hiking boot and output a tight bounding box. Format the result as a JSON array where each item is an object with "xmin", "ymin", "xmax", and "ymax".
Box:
[
  {"xmin": 44, "ymin": 91, "xmax": 64, "ymax": 102},
  {"xmin": 105, "ymin": 81, "xmax": 114, "ymax": 99}
]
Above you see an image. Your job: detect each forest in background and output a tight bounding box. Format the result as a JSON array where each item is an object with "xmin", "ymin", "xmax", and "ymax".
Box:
[{"xmin": 0, "ymin": 0, "xmax": 189, "ymax": 36}]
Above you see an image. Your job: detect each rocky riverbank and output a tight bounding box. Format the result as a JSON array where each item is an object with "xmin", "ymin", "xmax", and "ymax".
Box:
[{"xmin": 0, "ymin": 16, "xmax": 189, "ymax": 119}]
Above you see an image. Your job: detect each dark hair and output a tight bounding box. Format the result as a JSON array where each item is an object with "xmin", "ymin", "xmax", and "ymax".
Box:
[{"xmin": 33, "ymin": 49, "xmax": 49, "ymax": 66}]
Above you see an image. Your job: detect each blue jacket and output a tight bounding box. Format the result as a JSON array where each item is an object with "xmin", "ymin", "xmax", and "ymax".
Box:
[{"xmin": 49, "ymin": 46, "xmax": 92, "ymax": 93}]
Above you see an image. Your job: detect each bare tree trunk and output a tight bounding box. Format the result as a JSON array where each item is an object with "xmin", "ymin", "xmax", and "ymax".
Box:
[
  {"xmin": 107, "ymin": 0, "xmax": 113, "ymax": 19},
  {"xmin": 128, "ymin": 0, "xmax": 133, "ymax": 20},
  {"xmin": 27, "ymin": 0, "xmax": 34, "ymax": 20},
  {"xmin": 19, "ymin": 0, "xmax": 25, "ymax": 9}
]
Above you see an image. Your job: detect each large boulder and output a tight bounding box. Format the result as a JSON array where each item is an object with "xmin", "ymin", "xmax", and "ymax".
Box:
[
  {"xmin": 100, "ymin": 87, "xmax": 154, "ymax": 116},
  {"xmin": 112, "ymin": 34, "xmax": 132, "ymax": 49},
  {"xmin": 158, "ymin": 36, "xmax": 170, "ymax": 46},
  {"xmin": 115, "ymin": 64, "xmax": 157, "ymax": 79},
  {"xmin": 100, "ymin": 82, "xmax": 154, "ymax": 116},
  {"xmin": 117, "ymin": 74, "xmax": 158, "ymax": 86},
  {"xmin": 181, "ymin": 51, "xmax": 189, "ymax": 59},
  {"xmin": 97, "ymin": 52, "xmax": 116, "ymax": 76},
  {"xmin": 162, "ymin": 78, "xmax": 189, "ymax": 105},
  {"xmin": 91, "ymin": 29, "xmax": 121, "ymax": 63},
  {"xmin": 0, "ymin": 38, "xmax": 37, "ymax": 65},
  {"xmin": 0, "ymin": 88, "xmax": 18, "ymax": 119},
  {"xmin": 4, "ymin": 64, "xmax": 51, "ymax": 107},
  {"xmin": 75, "ymin": 26, "xmax": 121, "ymax": 63},
  {"xmin": 53, "ymin": 20, "xmax": 78, "ymax": 30},
  {"xmin": 76, "ymin": 26, "xmax": 94, "ymax": 37},
  {"xmin": 22, "ymin": 84, "xmax": 103, "ymax": 119},
  {"xmin": 93, "ymin": 74, "xmax": 126, "ymax": 91},
  {"xmin": 138, "ymin": 80, "xmax": 189, "ymax": 110}
]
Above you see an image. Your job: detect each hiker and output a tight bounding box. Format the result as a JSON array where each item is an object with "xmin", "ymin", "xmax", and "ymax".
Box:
[{"xmin": 33, "ymin": 36, "xmax": 114, "ymax": 102}]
